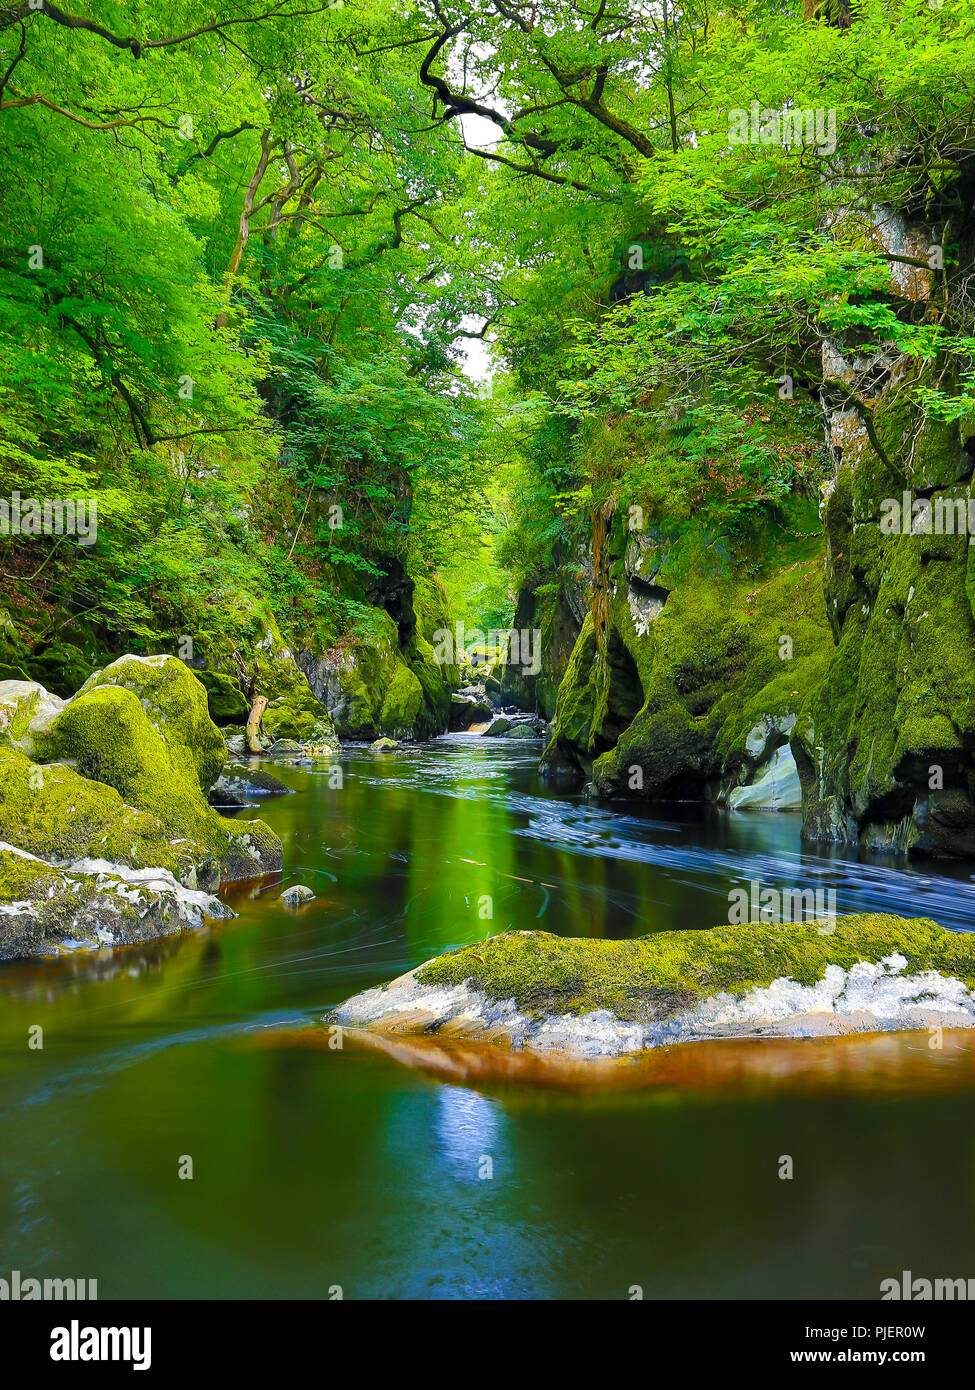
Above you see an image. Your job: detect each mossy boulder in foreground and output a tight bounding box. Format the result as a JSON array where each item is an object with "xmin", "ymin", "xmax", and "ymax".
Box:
[
  {"xmin": 76, "ymin": 654, "xmax": 227, "ymax": 791},
  {"xmin": 9, "ymin": 655, "xmax": 283, "ymax": 883},
  {"xmin": 0, "ymin": 843, "xmax": 231, "ymax": 960},
  {"xmin": 332, "ymin": 916, "xmax": 975, "ymax": 1058},
  {"xmin": 0, "ymin": 746, "xmax": 215, "ymax": 887},
  {"xmin": 0, "ymin": 656, "xmax": 285, "ymax": 958}
]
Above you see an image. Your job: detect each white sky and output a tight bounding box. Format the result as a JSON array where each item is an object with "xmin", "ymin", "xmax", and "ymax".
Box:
[{"xmin": 454, "ymin": 112, "xmax": 504, "ymax": 385}]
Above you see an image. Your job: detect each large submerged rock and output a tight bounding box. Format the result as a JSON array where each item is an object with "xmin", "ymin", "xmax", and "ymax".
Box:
[{"xmin": 331, "ymin": 916, "xmax": 975, "ymax": 1058}]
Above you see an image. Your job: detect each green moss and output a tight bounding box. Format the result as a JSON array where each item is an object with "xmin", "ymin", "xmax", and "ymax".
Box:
[
  {"xmin": 410, "ymin": 567, "xmax": 461, "ymax": 688},
  {"xmin": 544, "ymin": 512, "xmax": 831, "ymax": 799},
  {"xmin": 41, "ymin": 683, "xmax": 280, "ymax": 881},
  {"xmin": 0, "ymin": 845, "xmax": 214, "ymax": 960},
  {"xmin": 196, "ymin": 669, "xmax": 249, "ymax": 726},
  {"xmin": 796, "ymin": 478, "xmax": 975, "ymax": 853},
  {"xmin": 0, "ymin": 684, "xmax": 43, "ymax": 750},
  {"xmin": 379, "ymin": 661, "xmax": 425, "ymax": 737},
  {"xmin": 78, "ymin": 655, "xmax": 226, "ymax": 792},
  {"xmin": 262, "ymin": 682, "xmax": 337, "ymax": 747},
  {"xmin": 416, "ymin": 915, "xmax": 975, "ymax": 1022},
  {"xmin": 0, "ymin": 850, "xmax": 130, "ymax": 958},
  {"xmin": 0, "ymin": 745, "xmax": 208, "ymax": 883},
  {"xmin": 545, "ymin": 614, "xmax": 599, "ymax": 755},
  {"xmin": 0, "ymin": 610, "xmax": 31, "ymax": 686},
  {"xmin": 0, "ymin": 846, "xmax": 69, "ymax": 902}
]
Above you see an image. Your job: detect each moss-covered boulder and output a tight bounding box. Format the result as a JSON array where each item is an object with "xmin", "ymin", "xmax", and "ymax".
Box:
[
  {"xmin": 209, "ymin": 763, "xmax": 292, "ymax": 806},
  {"xmin": 40, "ymin": 681, "xmax": 280, "ymax": 881},
  {"xmin": 0, "ymin": 679, "xmax": 66, "ymax": 757},
  {"xmin": 449, "ymin": 689, "xmax": 494, "ymax": 730},
  {"xmin": 261, "ymin": 678, "xmax": 338, "ymax": 749},
  {"xmin": 0, "ymin": 842, "xmax": 230, "ymax": 961},
  {"xmin": 77, "ymin": 654, "xmax": 226, "ymax": 792},
  {"xmin": 484, "ymin": 716, "xmax": 513, "ymax": 736},
  {"xmin": 0, "ymin": 746, "xmax": 215, "ymax": 887},
  {"xmin": 507, "ymin": 723, "xmax": 543, "ymax": 740},
  {"xmin": 0, "ymin": 659, "xmax": 282, "ymax": 885},
  {"xmin": 332, "ymin": 915, "xmax": 975, "ymax": 1057}
]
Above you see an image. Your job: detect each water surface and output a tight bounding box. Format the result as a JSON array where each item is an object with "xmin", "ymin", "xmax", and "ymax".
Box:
[{"xmin": 2, "ymin": 735, "xmax": 975, "ymax": 1299}]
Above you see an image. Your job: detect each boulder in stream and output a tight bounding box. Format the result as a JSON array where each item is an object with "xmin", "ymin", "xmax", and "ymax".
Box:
[
  {"xmin": 279, "ymin": 884, "xmax": 316, "ymax": 906},
  {"xmin": 0, "ymin": 841, "xmax": 231, "ymax": 961},
  {"xmin": 210, "ymin": 763, "xmax": 293, "ymax": 806},
  {"xmin": 0, "ymin": 656, "xmax": 286, "ymax": 958},
  {"xmin": 331, "ymin": 915, "xmax": 975, "ymax": 1059},
  {"xmin": 483, "ymin": 716, "xmax": 513, "ymax": 736}
]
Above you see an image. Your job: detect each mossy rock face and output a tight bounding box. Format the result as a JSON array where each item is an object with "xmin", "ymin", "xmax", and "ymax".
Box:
[
  {"xmin": 793, "ymin": 403, "xmax": 975, "ymax": 856},
  {"xmin": 0, "ymin": 746, "xmax": 212, "ymax": 886},
  {"xmin": 541, "ymin": 512, "xmax": 831, "ymax": 805},
  {"xmin": 77, "ymin": 655, "xmax": 226, "ymax": 793},
  {"xmin": 405, "ymin": 566, "xmax": 459, "ymax": 732},
  {"xmin": 502, "ymin": 573, "xmax": 588, "ymax": 719},
  {"xmin": 378, "ymin": 661, "xmax": 424, "ymax": 738},
  {"xmin": 0, "ymin": 844, "xmax": 230, "ymax": 961},
  {"xmin": 304, "ymin": 638, "xmax": 392, "ymax": 739},
  {"xmin": 300, "ymin": 586, "xmax": 454, "ymax": 741},
  {"xmin": 190, "ymin": 600, "xmax": 338, "ymax": 749},
  {"xmin": 195, "ymin": 669, "xmax": 249, "ymax": 726},
  {"xmin": 402, "ymin": 637, "xmax": 450, "ymax": 736},
  {"xmin": 334, "ymin": 916, "xmax": 975, "ymax": 1055}
]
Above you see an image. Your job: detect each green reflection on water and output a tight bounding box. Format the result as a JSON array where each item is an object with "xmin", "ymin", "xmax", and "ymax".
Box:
[{"xmin": 1, "ymin": 739, "xmax": 975, "ymax": 1298}]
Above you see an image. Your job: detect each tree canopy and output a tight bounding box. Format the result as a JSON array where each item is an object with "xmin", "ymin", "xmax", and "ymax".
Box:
[{"xmin": 1, "ymin": 0, "xmax": 973, "ymax": 643}]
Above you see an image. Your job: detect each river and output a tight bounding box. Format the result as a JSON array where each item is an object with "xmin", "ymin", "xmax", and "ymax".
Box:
[{"xmin": 2, "ymin": 734, "xmax": 975, "ymax": 1298}]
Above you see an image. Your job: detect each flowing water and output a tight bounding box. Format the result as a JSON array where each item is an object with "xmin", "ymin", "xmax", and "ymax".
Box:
[{"xmin": 3, "ymin": 735, "xmax": 975, "ymax": 1299}]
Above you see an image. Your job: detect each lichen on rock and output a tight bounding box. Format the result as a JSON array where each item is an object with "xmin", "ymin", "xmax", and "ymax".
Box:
[{"xmin": 0, "ymin": 841, "xmax": 231, "ymax": 961}]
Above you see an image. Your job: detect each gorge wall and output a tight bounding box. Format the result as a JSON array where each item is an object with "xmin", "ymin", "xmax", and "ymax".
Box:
[{"xmin": 523, "ymin": 204, "xmax": 975, "ymax": 861}]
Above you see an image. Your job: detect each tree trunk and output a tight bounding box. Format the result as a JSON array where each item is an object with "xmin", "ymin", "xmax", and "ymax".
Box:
[
  {"xmin": 246, "ymin": 694, "xmax": 269, "ymax": 754},
  {"xmin": 215, "ymin": 131, "xmax": 273, "ymax": 328}
]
